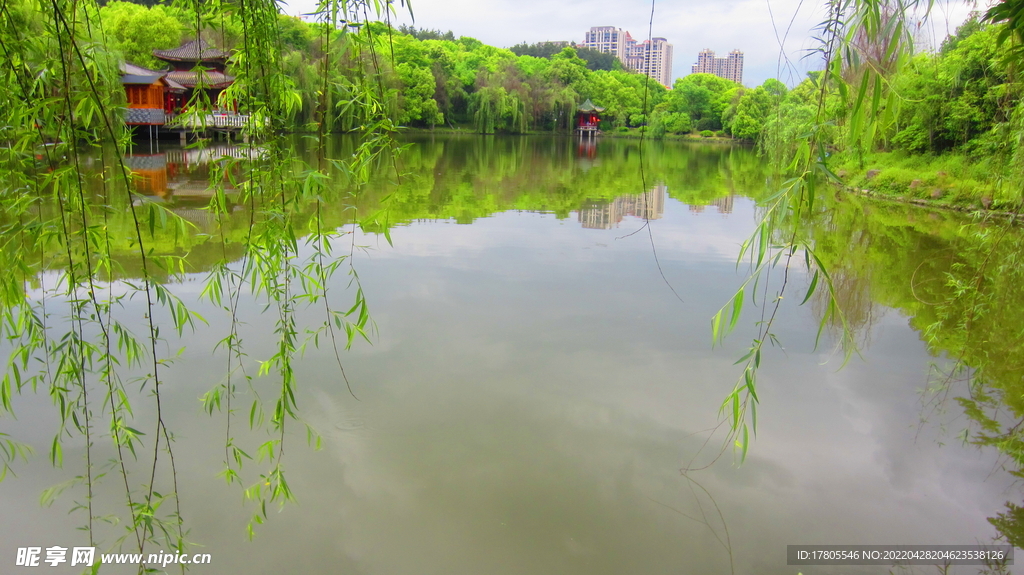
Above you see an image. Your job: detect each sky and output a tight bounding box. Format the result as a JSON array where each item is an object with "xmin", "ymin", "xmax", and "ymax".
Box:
[{"xmin": 279, "ymin": 0, "xmax": 978, "ymax": 87}]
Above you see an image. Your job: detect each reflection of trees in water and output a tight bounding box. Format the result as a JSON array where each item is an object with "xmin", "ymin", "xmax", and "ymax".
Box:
[
  {"xmin": 47, "ymin": 137, "xmax": 769, "ymax": 277},
  {"xmin": 807, "ymin": 190, "xmax": 1024, "ymax": 549},
  {"xmin": 807, "ymin": 216, "xmax": 882, "ymax": 347},
  {"xmin": 810, "ymin": 261, "xmax": 881, "ymax": 348}
]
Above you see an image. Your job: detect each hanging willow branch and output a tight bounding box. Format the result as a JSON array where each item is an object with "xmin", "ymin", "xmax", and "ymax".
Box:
[
  {"xmin": 711, "ymin": 0, "xmax": 927, "ymax": 462},
  {"xmin": 0, "ymin": 0, "xmax": 404, "ymax": 566}
]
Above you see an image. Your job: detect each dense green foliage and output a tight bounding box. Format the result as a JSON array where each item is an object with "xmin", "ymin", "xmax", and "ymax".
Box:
[
  {"xmin": 776, "ymin": 17, "xmax": 1023, "ymax": 207},
  {"xmin": 99, "ymin": 1, "xmax": 184, "ymax": 68},
  {"xmin": 94, "ymin": 2, "xmax": 680, "ymax": 133},
  {"xmin": 316, "ymin": 30, "xmax": 669, "ymax": 132},
  {"xmin": 510, "ymin": 41, "xmax": 621, "ymax": 71},
  {"xmin": 887, "ymin": 21, "xmax": 1020, "ymax": 156},
  {"xmin": 0, "ymin": 0, "xmax": 397, "ymax": 562}
]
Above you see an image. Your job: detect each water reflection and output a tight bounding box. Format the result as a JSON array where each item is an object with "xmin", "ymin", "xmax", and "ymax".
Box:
[
  {"xmin": 107, "ymin": 140, "xmax": 758, "ymax": 248},
  {"xmin": 806, "ymin": 190, "xmax": 1024, "ymax": 556},
  {"xmin": 688, "ymin": 193, "xmax": 734, "ymax": 215},
  {"xmin": 124, "ymin": 144, "xmax": 261, "ymax": 202},
  {"xmin": 1, "ymin": 135, "xmax": 1019, "ymax": 574},
  {"xmin": 578, "ymin": 185, "xmax": 666, "ymax": 229}
]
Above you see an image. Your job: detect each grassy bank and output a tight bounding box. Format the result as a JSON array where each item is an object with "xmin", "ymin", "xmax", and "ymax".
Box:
[{"xmin": 833, "ymin": 151, "xmax": 1019, "ymax": 211}]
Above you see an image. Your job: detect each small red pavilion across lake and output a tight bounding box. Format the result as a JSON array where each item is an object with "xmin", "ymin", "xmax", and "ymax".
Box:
[{"xmin": 576, "ymin": 99, "xmax": 604, "ymax": 136}]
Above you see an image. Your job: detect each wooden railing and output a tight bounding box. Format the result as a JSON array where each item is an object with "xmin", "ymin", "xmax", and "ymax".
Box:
[
  {"xmin": 170, "ymin": 113, "xmax": 254, "ymax": 130},
  {"xmin": 205, "ymin": 114, "xmax": 248, "ymax": 129}
]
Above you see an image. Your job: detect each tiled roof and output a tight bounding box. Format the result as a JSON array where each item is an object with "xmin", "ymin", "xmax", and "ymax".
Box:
[
  {"xmin": 121, "ymin": 62, "xmax": 165, "ymax": 76},
  {"xmin": 153, "ymin": 39, "xmax": 231, "ymax": 62},
  {"xmin": 577, "ymin": 99, "xmax": 605, "ymax": 113},
  {"xmin": 165, "ymin": 77, "xmax": 186, "ymax": 92},
  {"xmin": 165, "ymin": 70, "xmax": 235, "ymax": 89},
  {"xmin": 120, "ymin": 62, "xmax": 166, "ymax": 85}
]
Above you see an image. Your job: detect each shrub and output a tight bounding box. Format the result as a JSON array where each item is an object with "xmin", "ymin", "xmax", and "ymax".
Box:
[{"xmin": 700, "ymin": 130, "xmax": 714, "ymax": 138}]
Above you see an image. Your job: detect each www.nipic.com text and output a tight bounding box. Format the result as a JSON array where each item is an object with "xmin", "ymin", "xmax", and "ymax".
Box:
[{"xmin": 15, "ymin": 547, "xmax": 212, "ymax": 568}]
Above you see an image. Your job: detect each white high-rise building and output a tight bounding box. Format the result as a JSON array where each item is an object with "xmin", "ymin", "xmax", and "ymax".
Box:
[
  {"xmin": 627, "ymin": 37, "xmax": 674, "ymax": 87},
  {"xmin": 583, "ymin": 27, "xmax": 675, "ymax": 87},
  {"xmin": 583, "ymin": 26, "xmax": 629, "ymax": 63},
  {"xmin": 691, "ymin": 49, "xmax": 744, "ymax": 84}
]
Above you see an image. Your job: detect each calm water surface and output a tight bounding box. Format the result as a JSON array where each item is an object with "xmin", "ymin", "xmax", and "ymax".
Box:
[{"xmin": 0, "ymin": 135, "xmax": 1015, "ymax": 574}]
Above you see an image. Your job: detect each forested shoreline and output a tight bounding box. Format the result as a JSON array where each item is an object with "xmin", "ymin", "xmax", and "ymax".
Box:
[
  {"xmin": 94, "ymin": 1, "xmax": 790, "ymax": 139},
  {"xmin": 829, "ymin": 17, "xmax": 1023, "ymax": 209},
  {"xmin": 44, "ymin": 2, "xmax": 1019, "ymax": 208}
]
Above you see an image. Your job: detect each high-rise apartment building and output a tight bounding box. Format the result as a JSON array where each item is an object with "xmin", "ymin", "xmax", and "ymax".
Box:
[
  {"xmin": 583, "ymin": 26, "xmax": 674, "ymax": 87},
  {"xmin": 691, "ymin": 49, "xmax": 744, "ymax": 85},
  {"xmin": 583, "ymin": 26, "xmax": 629, "ymax": 63},
  {"xmin": 626, "ymin": 38, "xmax": 674, "ymax": 87}
]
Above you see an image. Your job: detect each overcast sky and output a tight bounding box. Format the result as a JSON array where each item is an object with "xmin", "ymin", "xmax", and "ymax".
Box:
[{"xmin": 280, "ymin": 0, "xmax": 978, "ymax": 87}]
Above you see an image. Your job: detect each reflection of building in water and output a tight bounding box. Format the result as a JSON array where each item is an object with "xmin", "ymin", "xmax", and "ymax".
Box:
[
  {"xmin": 577, "ymin": 137, "xmax": 597, "ymax": 160},
  {"xmin": 123, "ymin": 144, "xmax": 258, "ymax": 210},
  {"xmin": 575, "ymin": 136, "xmax": 599, "ymax": 173},
  {"xmin": 578, "ymin": 185, "xmax": 666, "ymax": 229},
  {"xmin": 161, "ymin": 144, "xmax": 262, "ymax": 166},
  {"xmin": 688, "ymin": 194, "xmax": 734, "ymax": 215},
  {"xmin": 125, "ymin": 154, "xmax": 171, "ymax": 196}
]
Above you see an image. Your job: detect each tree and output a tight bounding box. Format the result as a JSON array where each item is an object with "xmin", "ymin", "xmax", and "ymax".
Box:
[
  {"xmin": 397, "ymin": 62, "xmax": 444, "ymax": 126},
  {"xmin": 668, "ymin": 73, "xmax": 738, "ymax": 131},
  {"xmin": 99, "ymin": 1, "xmax": 183, "ymax": 68},
  {"xmin": 574, "ymin": 46, "xmax": 619, "ymax": 71},
  {"xmin": 398, "ymin": 25, "xmax": 456, "ymax": 42},
  {"xmin": 728, "ymin": 86, "xmax": 772, "ymax": 140},
  {"xmin": 509, "ymin": 41, "xmax": 564, "ymax": 58}
]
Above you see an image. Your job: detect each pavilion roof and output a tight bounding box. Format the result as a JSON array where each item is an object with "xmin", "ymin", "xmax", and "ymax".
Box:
[
  {"xmin": 153, "ymin": 39, "xmax": 231, "ymax": 63},
  {"xmin": 119, "ymin": 62, "xmax": 166, "ymax": 85},
  {"xmin": 165, "ymin": 69, "xmax": 235, "ymax": 89},
  {"xmin": 577, "ymin": 99, "xmax": 605, "ymax": 113}
]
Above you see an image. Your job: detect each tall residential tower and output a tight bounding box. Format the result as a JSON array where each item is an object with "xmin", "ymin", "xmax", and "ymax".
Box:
[
  {"xmin": 626, "ymin": 37, "xmax": 674, "ymax": 88},
  {"xmin": 583, "ymin": 26, "xmax": 629, "ymax": 63},
  {"xmin": 691, "ymin": 49, "xmax": 744, "ymax": 85},
  {"xmin": 583, "ymin": 26, "xmax": 674, "ymax": 87}
]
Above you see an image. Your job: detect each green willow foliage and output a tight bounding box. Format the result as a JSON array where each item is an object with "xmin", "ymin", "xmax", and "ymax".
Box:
[
  {"xmin": 0, "ymin": 0, "xmax": 398, "ymax": 568},
  {"xmin": 709, "ymin": 0, "xmax": 1019, "ymax": 462}
]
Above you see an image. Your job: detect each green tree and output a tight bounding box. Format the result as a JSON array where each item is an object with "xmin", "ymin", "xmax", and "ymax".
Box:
[
  {"xmin": 729, "ymin": 87, "xmax": 772, "ymax": 140},
  {"xmin": 397, "ymin": 62, "xmax": 444, "ymax": 126},
  {"xmin": 99, "ymin": 1, "xmax": 184, "ymax": 68},
  {"xmin": 668, "ymin": 73, "xmax": 738, "ymax": 130}
]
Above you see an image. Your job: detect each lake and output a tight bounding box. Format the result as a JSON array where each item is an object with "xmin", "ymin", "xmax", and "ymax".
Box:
[{"xmin": 0, "ymin": 134, "xmax": 1017, "ymax": 574}]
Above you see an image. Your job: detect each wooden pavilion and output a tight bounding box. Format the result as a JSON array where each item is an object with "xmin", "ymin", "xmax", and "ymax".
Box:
[
  {"xmin": 119, "ymin": 39, "xmax": 251, "ymax": 139},
  {"xmin": 152, "ymin": 39, "xmax": 235, "ymax": 114},
  {"xmin": 120, "ymin": 62, "xmax": 184, "ymax": 126},
  {"xmin": 576, "ymin": 99, "xmax": 605, "ymax": 136}
]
